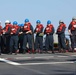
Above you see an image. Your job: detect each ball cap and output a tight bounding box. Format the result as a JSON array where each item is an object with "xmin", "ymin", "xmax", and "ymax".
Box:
[
  {"xmin": 72, "ymin": 16, "xmax": 76, "ymax": 20},
  {"xmin": 59, "ymin": 20, "xmax": 64, "ymax": 23},
  {"xmin": 5, "ymin": 20, "xmax": 10, "ymax": 23},
  {"xmin": 0, "ymin": 21, "xmax": 1, "ymax": 23}
]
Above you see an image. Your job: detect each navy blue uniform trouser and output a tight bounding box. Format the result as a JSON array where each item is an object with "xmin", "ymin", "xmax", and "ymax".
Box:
[
  {"xmin": 9, "ymin": 35, "xmax": 18, "ymax": 53},
  {"xmin": 70, "ymin": 35, "xmax": 76, "ymax": 50},
  {"xmin": 34, "ymin": 36, "xmax": 43, "ymax": 50},
  {"xmin": 6, "ymin": 35, "xmax": 10, "ymax": 53},
  {"xmin": 58, "ymin": 34, "xmax": 66, "ymax": 50},
  {"xmin": 0, "ymin": 36, "xmax": 1, "ymax": 53},
  {"xmin": 18, "ymin": 35, "xmax": 24, "ymax": 51},
  {"xmin": 22, "ymin": 34, "xmax": 32, "ymax": 50},
  {"xmin": 45, "ymin": 35, "xmax": 54, "ymax": 51},
  {"xmin": 2, "ymin": 35, "xmax": 10, "ymax": 53}
]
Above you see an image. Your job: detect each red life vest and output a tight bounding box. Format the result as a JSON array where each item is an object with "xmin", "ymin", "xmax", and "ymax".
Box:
[
  {"xmin": 70, "ymin": 21, "xmax": 76, "ymax": 30},
  {"xmin": 0, "ymin": 25, "xmax": 2, "ymax": 35},
  {"xmin": 11, "ymin": 25, "xmax": 19, "ymax": 34},
  {"xmin": 23, "ymin": 22, "xmax": 31, "ymax": 31},
  {"xmin": 2, "ymin": 24, "xmax": 13, "ymax": 34},
  {"xmin": 0, "ymin": 25, "xmax": 2, "ymax": 29},
  {"xmin": 36, "ymin": 24, "xmax": 43, "ymax": 32},
  {"xmin": 8, "ymin": 24, "xmax": 13, "ymax": 28},
  {"xmin": 45, "ymin": 24, "xmax": 53, "ymax": 33},
  {"xmin": 57, "ymin": 24, "xmax": 66, "ymax": 32},
  {"xmin": 5, "ymin": 24, "xmax": 9, "ymax": 32}
]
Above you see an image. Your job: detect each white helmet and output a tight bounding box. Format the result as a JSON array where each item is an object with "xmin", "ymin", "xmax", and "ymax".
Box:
[
  {"xmin": 0, "ymin": 21, "xmax": 1, "ymax": 25},
  {"xmin": 5, "ymin": 20, "xmax": 10, "ymax": 23},
  {"xmin": 0, "ymin": 21, "xmax": 1, "ymax": 23},
  {"xmin": 59, "ymin": 20, "xmax": 64, "ymax": 23},
  {"xmin": 72, "ymin": 17, "xmax": 76, "ymax": 20}
]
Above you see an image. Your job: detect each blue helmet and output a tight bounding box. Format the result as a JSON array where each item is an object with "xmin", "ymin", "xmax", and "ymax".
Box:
[
  {"xmin": 47, "ymin": 20, "xmax": 51, "ymax": 24},
  {"xmin": 13, "ymin": 21, "xmax": 18, "ymax": 25},
  {"xmin": 24, "ymin": 19, "xmax": 29, "ymax": 23},
  {"xmin": 18, "ymin": 24, "xmax": 21, "ymax": 26},
  {"xmin": 21, "ymin": 23, "xmax": 24, "ymax": 26},
  {"xmin": 36, "ymin": 20, "xmax": 41, "ymax": 24}
]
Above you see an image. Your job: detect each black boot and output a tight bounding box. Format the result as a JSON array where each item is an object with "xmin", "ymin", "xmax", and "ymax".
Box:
[
  {"xmin": 33, "ymin": 50, "xmax": 36, "ymax": 54},
  {"xmin": 52, "ymin": 50, "xmax": 55, "ymax": 54},
  {"xmin": 72, "ymin": 49, "xmax": 74, "ymax": 52},
  {"xmin": 29, "ymin": 49, "xmax": 32, "ymax": 54},
  {"xmin": 23, "ymin": 50, "xmax": 26, "ymax": 54},
  {"xmin": 45, "ymin": 50, "xmax": 48, "ymax": 53},
  {"xmin": 0, "ymin": 51, "xmax": 1, "ymax": 55},
  {"xmin": 39, "ymin": 50, "xmax": 43, "ymax": 54},
  {"xmin": 0, "ymin": 49, "xmax": 1, "ymax": 55},
  {"xmin": 63, "ymin": 49, "xmax": 66, "ymax": 53},
  {"xmin": 15, "ymin": 50, "xmax": 19, "ymax": 55},
  {"xmin": 58, "ymin": 48, "xmax": 62, "ymax": 53},
  {"xmin": 8, "ymin": 52, "xmax": 12, "ymax": 55}
]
